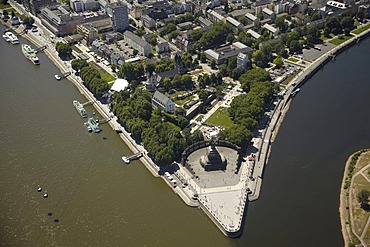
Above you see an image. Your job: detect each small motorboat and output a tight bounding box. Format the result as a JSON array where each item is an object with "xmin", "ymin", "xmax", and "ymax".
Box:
[
  {"xmin": 37, "ymin": 185, "xmax": 42, "ymax": 192},
  {"xmin": 43, "ymin": 191, "xmax": 48, "ymax": 198}
]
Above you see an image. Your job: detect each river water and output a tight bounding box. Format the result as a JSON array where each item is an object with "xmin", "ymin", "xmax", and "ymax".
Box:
[{"xmin": 0, "ymin": 25, "xmax": 369, "ymax": 246}]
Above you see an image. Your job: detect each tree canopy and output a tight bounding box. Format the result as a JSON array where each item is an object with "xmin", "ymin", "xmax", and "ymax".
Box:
[
  {"xmin": 55, "ymin": 42, "xmax": 72, "ymax": 60},
  {"xmin": 357, "ymin": 189, "xmax": 370, "ymax": 210}
]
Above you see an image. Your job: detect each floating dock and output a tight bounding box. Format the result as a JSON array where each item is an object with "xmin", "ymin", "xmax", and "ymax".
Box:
[
  {"xmin": 85, "ymin": 118, "xmax": 101, "ymax": 133},
  {"xmin": 55, "ymin": 71, "xmax": 71, "ymax": 80},
  {"xmin": 122, "ymin": 152, "xmax": 143, "ymax": 164}
]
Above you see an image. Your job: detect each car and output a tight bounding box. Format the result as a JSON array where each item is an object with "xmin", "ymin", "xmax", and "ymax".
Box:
[{"xmin": 164, "ymin": 172, "xmax": 173, "ymax": 180}]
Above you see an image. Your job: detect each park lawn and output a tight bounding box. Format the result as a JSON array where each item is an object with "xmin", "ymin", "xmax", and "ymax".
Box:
[
  {"xmin": 320, "ymin": 33, "xmax": 333, "ymax": 41},
  {"xmin": 101, "ymin": 72, "xmax": 115, "ymax": 83},
  {"xmin": 0, "ymin": 4, "xmax": 11, "ymax": 9},
  {"xmin": 352, "ymin": 23, "xmax": 370, "ymax": 35},
  {"xmin": 175, "ymin": 95, "xmax": 195, "ymax": 105},
  {"xmin": 288, "ymin": 57, "xmax": 299, "ymax": 63},
  {"xmin": 329, "ymin": 35, "xmax": 353, "ymax": 45},
  {"xmin": 352, "ymin": 174, "xmax": 370, "ymax": 235},
  {"xmin": 205, "ymin": 107, "xmax": 233, "ymax": 128},
  {"xmin": 89, "ymin": 62, "xmax": 115, "ymax": 82},
  {"xmin": 166, "ymin": 121, "xmax": 181, "ymax": 131}
]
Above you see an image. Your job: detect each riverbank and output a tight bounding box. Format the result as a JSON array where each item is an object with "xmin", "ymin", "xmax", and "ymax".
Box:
[
  {"xmin": 249, "ymin": 26, "xmax": 370, "ymax": 203},
  {"xmin": 340, "ymin": 150, "xmax": 370, "ymax": 247}
]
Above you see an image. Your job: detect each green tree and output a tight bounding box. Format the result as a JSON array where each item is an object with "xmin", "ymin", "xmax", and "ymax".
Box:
[
  {"xmin": 340, "ymin": 16, "xmax": 354, "ymax": 30},
  {"xmin": 135, "ymin": 27, "xmax": 146, "ymax": 37},
  {"xmin": 198, "ymin": 89, "xmax": 209, "ymax": 101},
  {"xmin": 21, "ymin": 16, "xmax": 35, "ymax": 27},
  {"xmin": 357, "ymin": 189, "xmax": 370, "ymax": 210},
  {"xmin": 71, "ymin": 59, "xmax": 88, "ymax": 71},
  {"xmin": 325, "ymin": 17, "xmax": 342, "ymax": 35},
  {"xmin": 273, "ymin": 56, "xmax": 283, "ymax": 68},
  {"xmin": 289, "ymin": 40, "xmax": 301, "ymax": 53},
  {"xmin": 252, "ymin": 50, "xmax": 268, "ymax": 68},
  {"xmin": 210, "ymin": 59, "xmax": 217, "ymax": 69},
  {"xmin": 55, "ymin": 42, "xmax": 72, "ymax": 60},
  {"xmin": 275, "ymin": 16, "xmax": 289, "ymax": 33},
  {"xmin": 148, "ymin": 33, "xmax": 158, "ymax": 46},
  {"xmin": 356, "ymin": 10, "xmax": 365, "ymax": 21}
]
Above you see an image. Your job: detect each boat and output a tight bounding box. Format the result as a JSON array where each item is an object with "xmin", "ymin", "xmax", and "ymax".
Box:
[
  {"xmin": 43, "ymin": 191, "xmax": 48, "ymax": 198},
  {"xmin": 73, "ymin": 100, "xmax": 87, "ymax": 118},
  {"xmin": 291, "ymin": 88, "xmax": 301, "ymax": 97},
  {"xmin": 37, "ymin": 185, "xmax": 42, "ymax": 192},
  {"xmin": 21, "ymin": 44, "xmax": 40, "ymax": 65},
  {"xmin": 55, "ymin": 71, "xmax": 71, "ymax": 80},
  {"xmin": 7, "ymin": 32, "xmax": 19, "ymax": 44},
  {"xmin": 2, "ymin": 32, "xmax": 10, "ymax": 42},
  {"xmin": 86, "ymin": 118, "xmax": 101, "ymax": 133},
  {"xmin": 84, "ymin": 122, "xmax": 92, "ymax": 132}
]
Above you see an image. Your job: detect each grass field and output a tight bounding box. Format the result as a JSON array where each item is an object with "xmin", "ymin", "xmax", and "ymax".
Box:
[
  {"xmin": 101, "ymin": 72, "xmax": 115, "ymax": 83},
  {"xmin": 288, "ymin": 57, "xmax": 299, "ymax": 63},
  {"xmin": 205, "ymin": 107, "xmax": 233, "ymax": 128},
  {"xmin": 352, "ymin": 24, "xmax": 370, "ymax": 35},
  {"xmin": 329, "ymin": 35, "xmax": 353, "ymax": 45},
  {"xmin": 282, "ymin": 70, "xmax": 300, "ymax": 85},
  {"xmin": 174, "ymin": 95, "xmax": 195, "ymax": 105}
]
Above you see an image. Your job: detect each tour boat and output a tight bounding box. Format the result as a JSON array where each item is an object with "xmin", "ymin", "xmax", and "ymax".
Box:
[{"xmin": 21, "ymin": 44, "xmax": 40, "ymax": 65}]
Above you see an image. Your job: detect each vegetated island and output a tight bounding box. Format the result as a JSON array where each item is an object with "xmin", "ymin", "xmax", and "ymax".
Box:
[{"xmin": 340, "ymin": 149, "xmax": 370, "ymax": 247}]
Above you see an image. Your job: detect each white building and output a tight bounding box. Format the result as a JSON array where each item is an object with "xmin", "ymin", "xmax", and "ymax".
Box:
[
  {"xmin": 247, "ymin": 29, "xmax": 261, "ymax": 39},
  {"xmin": 245, "ymin": 12, "xmax": 260, "ymax": 26},
  {"xmin": 207, "ymin": 9, "xmax": 224, "ymax": 23},
  {"xmin": 152, "ymin": 91, "xmax": 176, "ymax": 113},
  {"xmin": 107, "ymin": 2, "xmax": 129, "ymax": 32},
  {"xmin": 226, "ymin": 16, "xmax": 243, "ymax": 29},
  {"xmin": 263, "ymin": 23, "xmax": 279, "ymax": 37},
  {"xmin": 123, "ymin": 31, "xmax": 151, "ymax": 56},
  {"xmin": 237, "ymin": 53, "xmax": 249, "ymax": 69}
]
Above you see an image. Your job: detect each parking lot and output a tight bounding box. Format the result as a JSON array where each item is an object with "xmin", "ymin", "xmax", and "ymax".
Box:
[{"xmin": 300, "ymin": 43, "xmax": 336, "ymax": 61}]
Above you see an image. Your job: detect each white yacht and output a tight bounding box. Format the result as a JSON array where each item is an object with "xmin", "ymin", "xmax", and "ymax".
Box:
[{"xmin": 3, "ymin": 32, "xmax": 19, "ymax": 44}]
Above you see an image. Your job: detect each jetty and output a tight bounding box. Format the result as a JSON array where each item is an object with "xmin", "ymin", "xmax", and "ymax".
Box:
[
  {"xmin": 55, "ymin": 71, "xmax": 71, "ymax": 80},
  {"xmin": 122, "ymin": 152, "xmax": 143, "ymax": 164}
]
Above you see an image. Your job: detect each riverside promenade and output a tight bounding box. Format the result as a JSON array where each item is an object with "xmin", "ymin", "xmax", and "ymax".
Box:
[{"xmin": 247, "ymin": 27, "xmax": 370, "ymax": 202}]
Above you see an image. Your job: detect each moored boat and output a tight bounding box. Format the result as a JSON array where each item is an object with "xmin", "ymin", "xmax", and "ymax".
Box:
[
  {"xmin": 7, "ymin": 32, "xmax": 19, "ymax": 44},
  {"xmin": 291, "ymin": 88, "xmax": 301, "ymax": 96},
  {"xmin": 2, "ymin": 32, "xmax": 10, "ymax": 42},
  {"xmin": 73, "ymin": 100, "xmax": 87, "ymax": 118},
  {"xmin": 21, "ymin": 44, "xmax": 40, "ymax": 65}
]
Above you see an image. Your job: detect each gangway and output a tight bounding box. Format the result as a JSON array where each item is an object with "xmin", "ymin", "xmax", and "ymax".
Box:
[
  {"xmin": 35, "ymin": 45, "xmax": 47, "ymax": 52},
  {"xmin": 122, "ymin": 152, "xmax": 143, "ymax": 164},
  {"xmin": 97, "ymin": 118, "xmax": 111, "ymax": 124},
  {"xmin": 82, "ymin": 101, "xmax": 93, "ymax": 106}
]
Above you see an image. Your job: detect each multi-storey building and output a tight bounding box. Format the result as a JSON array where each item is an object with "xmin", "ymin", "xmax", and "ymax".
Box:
[
  {"xmin": 123, "ymin": 31, "xmax": 151, "ymax": 57},
  {"xmin": 107, "ymin": 2, "xmax": 129, "ymax": 32}
]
